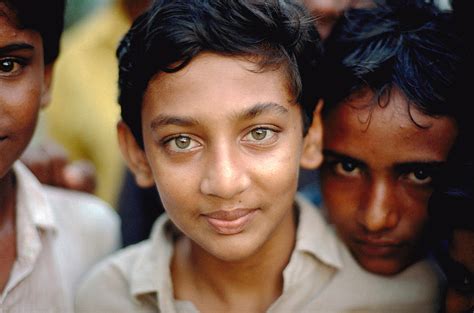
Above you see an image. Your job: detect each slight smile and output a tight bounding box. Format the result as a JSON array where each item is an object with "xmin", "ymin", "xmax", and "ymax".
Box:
[
  {"xmin": 203, "ymin": 209, "xmax": 258, "ymax": 235},
  {"xmin": 354, "ymin": 238, "xmax": 404, "ymax": 257}
]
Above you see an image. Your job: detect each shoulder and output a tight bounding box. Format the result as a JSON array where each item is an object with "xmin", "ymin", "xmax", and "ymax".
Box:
[
  {"xmin": 321, "ymin": 244, "xmax": 443, "ymax": 311},
  {"xmin": 45, "ymin": 186, "xmax": 119, "ymax": 230},
  {"xmin": 45, "ymin": 186, "xmax": 120, "ymax": 253},
  {"xmin": 75, "ymin": 242, "xmax": 153, "ymax": 313}
]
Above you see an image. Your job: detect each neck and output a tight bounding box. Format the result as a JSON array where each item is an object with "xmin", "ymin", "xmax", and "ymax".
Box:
[
  {"xmin": 172, "ymin": 208, "xmax": 296, "ymax": 313},
  {"xmin": 0, "ymin": 170, "xmax": 16, "ymax": 226},
  {"xmin": 0, "ymin": 170, "xmax": 17, "ymax": 293}
]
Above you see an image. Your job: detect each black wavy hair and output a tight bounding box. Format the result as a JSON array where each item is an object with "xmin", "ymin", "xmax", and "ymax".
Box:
[
  {"xmin": 117, "ymin": 0, "xmax": 322, "ymax": 146},
  {"xmin": 1, "ymin": 0, "xmax": 66, "ymax": 64},
  {"xmin": 319, "ymin": 0, "xmax": 461, "ymax": 121}
]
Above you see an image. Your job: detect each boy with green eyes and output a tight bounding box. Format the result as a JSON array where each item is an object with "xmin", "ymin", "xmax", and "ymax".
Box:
[
  {"xmin": 75, "ymin": 0, "xmax": 449, "ymax": 312},
  {"xmin": 316, "ymin": 0, "xmax": 459, "ymax": 286}
]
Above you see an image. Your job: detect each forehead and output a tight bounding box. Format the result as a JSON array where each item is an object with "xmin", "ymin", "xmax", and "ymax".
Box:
[
  {"xmin": 0, "ymin": 2, "xmax": 17, "ymax": 25},
  {"xmin": 323, "ymin": 89, "xmax": 458, "ymax": 163},
  {"xmin": 143, "ymin": 53, "xmax": 295, "ymax": 119},
  {"xmin": 0, "ymin": 3, "xmax": 36, "ymax": 42}
]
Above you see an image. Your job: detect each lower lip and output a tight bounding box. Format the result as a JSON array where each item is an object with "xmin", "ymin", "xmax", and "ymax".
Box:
[
  {"xmin": 357, "ymin": 242, "xmax": 402, "ymax": 257},
  {"xmin": 205, "ymin": 210, "xmax": 257, "ymax": 235}
]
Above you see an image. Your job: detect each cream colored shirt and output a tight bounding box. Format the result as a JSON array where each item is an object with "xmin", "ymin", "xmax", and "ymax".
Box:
[
  {"xmin": 75, "ymin": 194, "xmax": 442, "ymax": 313},
  {"xmin": 0, "ymin": 162, "xmax": 120, "ymax": 313}
]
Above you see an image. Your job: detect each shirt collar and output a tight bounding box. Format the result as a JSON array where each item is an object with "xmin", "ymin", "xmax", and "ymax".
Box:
[
  {"xmin": 14, "ymin": 161, "xmax": 57, "ymax": 233},
  {"xmin": 129, "ymin": 214, "xmax": 175, "ymax": 307},
  {"xmin": 294, "ymin": 193, "xmax": 343, "ymax": 269},
  {"xmin": 128, "ymin": 193, "xmax": 344, "ymax": 304}
]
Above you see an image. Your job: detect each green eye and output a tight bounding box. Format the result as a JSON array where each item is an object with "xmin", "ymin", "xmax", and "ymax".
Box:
[
  {"xmin": 175, "ymin": 136, "xmax": 191, "ymax": 149},
  {"xmin": 250, "ymin": 128, "xmax": 267, "ymax": 140}
]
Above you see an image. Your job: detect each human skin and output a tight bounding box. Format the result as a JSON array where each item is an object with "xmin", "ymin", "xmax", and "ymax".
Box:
[
  {"xmin": 117, "ymin": 52, "xmax": 322, "ymax": 312},
  {"xmin": 0, "ymin": 3, "xmax": 51, "ymax": 291},
  {"xmin": 302, "ymin": 0, "xmax": 372, "ymax": 39},
  {"xmin": 445, "ymin": 229, "xmax": 474, "ymax": 313},
  {"xmin": 320, "ymin": 88, "xmax": 458, "ymax": 275}
]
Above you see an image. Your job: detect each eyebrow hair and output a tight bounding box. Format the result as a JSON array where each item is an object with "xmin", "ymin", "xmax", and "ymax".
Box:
[
  {"xmin": 237, "ymin": 102, "xmax": 289, "ymax": 120},
  {"xmin": 0, "ymin": 43, "xmax": 34, "ymax": 55},
  {"xmin": 323, "ymin": 149, "xmax": 364, "ymax": 164},
  {"xmin": 323, "ymin": 149, "xmax": 446, "ymax": 170},
  {"xmin": 150, "ymin": 102, "xmax": 289, "ymax": 130},
  {"xmin": 394, "ymin": 161, "xmax": 446, "ymax": 173},
  {"xmin": 150, "ymin": 115, "xmax": 200, "ymax": 129}
]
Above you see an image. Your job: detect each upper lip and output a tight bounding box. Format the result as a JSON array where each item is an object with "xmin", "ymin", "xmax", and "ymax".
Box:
[
  {"xmin": 203, "ymin": 208, "xmax": 256, "ymax": 221},
  {"xmin": 355, "ymin": 236, "xmax": 403, "ymax": 247}
]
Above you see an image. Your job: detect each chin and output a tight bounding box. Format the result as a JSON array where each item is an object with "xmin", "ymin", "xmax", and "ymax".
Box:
[
  {"xmin": 201, "ymin": 235, "xmax": 265, "ymax": 263},
  {"xmin": 356, "ymin": 255, "xmax": 409, "ymax": 276}
]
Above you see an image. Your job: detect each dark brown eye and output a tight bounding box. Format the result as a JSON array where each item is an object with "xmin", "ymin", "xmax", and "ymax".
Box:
[{"xmin": 0, "ymin": 59, "xmax": 15, "ymax": 72}]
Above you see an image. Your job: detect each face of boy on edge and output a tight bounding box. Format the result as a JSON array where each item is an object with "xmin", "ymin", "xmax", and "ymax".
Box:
[
  {"xmin": 445, "ymin": 229, "xmax": 474, "ymax": 313},
  {"xmin": 119, "ymin": 52, "xmax": 322, "ymax": 262},
  {"xmin": 320, "ymin": 88, "xmax": 458, "ymax": 275},
  {"xmin": 0, "ymin": 4, "xmax": 51, "ymax": 180}
]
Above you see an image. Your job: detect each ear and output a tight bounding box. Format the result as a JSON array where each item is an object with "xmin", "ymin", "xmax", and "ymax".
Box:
[
  {"xmin": 300, "ymin": 99, "xmax": 324, "ymax": 170},
  {"xmin": 40, "ymin": 64, "xmax": 54, "ymax": 109},
  {"xmin": 117, "ymin": 120, "xmax": 155, "ymax": 188}
]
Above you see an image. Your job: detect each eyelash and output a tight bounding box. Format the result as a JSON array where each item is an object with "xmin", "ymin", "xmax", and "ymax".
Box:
[
  {"xmin": 241, "ymin": 127, "xmax": 280, "ymax": 146},
  {"xmin": 324, "ymin": 159, "xmax": 362, "ymax": 177},
  {"xmin": 323, "ymin": 160, "xmax": 435, "ymax": 186},
  {"xmin": 160, "ymin": 126, "xmax": 280, "ymax": 154},
  {"xmin": 0, "ymin": 57, "xmax": 28, "ymax": 76},
  {"xmin": 162, "ymin": 134, "xmax": 201, "ymax": 153}
]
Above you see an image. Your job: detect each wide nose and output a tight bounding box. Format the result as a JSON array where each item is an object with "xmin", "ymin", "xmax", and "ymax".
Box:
[
  {"xmin": 357, "ymin": 178, "xmax": 400, "ymax": 233},
  {"xmin": 200, "ymin": 143, "xmax": 250, "ymax": 200}
]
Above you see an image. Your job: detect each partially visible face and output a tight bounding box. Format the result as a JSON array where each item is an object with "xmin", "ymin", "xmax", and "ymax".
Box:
[
  {"xmin": 302, "ymin": 0, "xmax": 372, "ymax": 39},
  {"xmin": 445, "ymin": 229, "xmax": 474, "ymax": 313},
  {"xmin": 136, "ymin": 53, "xmax": 319, "ymax": 262},
  {"xmin": 320, "ymin": 88, "xmax": 458, "ymax": 275},
  {"xmin": 0, "ymin": 4, "xmax": 50, "ymax": 182}
]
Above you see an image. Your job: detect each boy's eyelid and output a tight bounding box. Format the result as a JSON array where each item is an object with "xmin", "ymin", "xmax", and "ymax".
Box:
[
  {"xmin": 323, "ymin": 150, "xmax": 365, "ymax": 167},
  {"xmin": 394, "ymin": 161, "xmax": 444, "ymax": 174}
]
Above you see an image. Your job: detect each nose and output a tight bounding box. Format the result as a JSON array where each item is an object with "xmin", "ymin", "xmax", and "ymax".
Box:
[
  {"xmin": 200, "ymin": 144, "xmax": 250, "ymax": 200},
  {"xmin": 304, "ymin": 0, "xmax": 350, "ymax": 16},
  {"xmin": 357, "ymin": 178, "xmax": 400, "ymax": 233}
]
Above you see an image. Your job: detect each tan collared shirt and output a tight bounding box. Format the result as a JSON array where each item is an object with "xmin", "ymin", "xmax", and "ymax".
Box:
[
  {"xmin": 75, "ymin": 194, "xmax": 442, "ymax": 313},
  {"xmin": 0, "ymin": 162, "xmax": 120, "ymax": 313}
]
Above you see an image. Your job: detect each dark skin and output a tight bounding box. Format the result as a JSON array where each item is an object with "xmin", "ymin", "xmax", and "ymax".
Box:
[
  {"xmin": 121, "ymin": 0, "xmax": 152, "ymax": 21},
  {"xmin": 0, "ymin": 172, "xmax": 15, "ymax": 293}
]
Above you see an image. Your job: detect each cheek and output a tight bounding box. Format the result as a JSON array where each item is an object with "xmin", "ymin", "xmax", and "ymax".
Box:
[
  {"xmin": 256, "ymin": 142, "xmax": 302, "ymax": 193},
  {"xmin": 399, "ymin": 198, "xmax": 429, "ymax": 239},
  {"xmin": 321, "ymin": 176, "xmax": 358, "ymax": 223},
  {"xmin": 445, "ymin": 289, "xmax": 472, "ymax": 313},
  {"xmin": 152, "ymin": 162, "xmax": 198, "ymax": 212}
]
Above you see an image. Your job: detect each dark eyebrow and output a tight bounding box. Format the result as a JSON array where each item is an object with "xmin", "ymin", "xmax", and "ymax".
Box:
[
  {"xmin": 394, "ymin": 161, "xmax": 446, "ymax": 173},
  {"xmin": 0, "ymin": 43, "xmax": 34, "ymax": 55},
  {"xmin": 150, "ymin": 102, "xmax": 289, "ymax": 130},
  {"xmin": 150, "ymin": 115, "xmax": 200, "ymax": 130},
  {"xmin": 323, "ymin": 149, "xmax": 446, "ymax": 172},
  {"xmin": 323, "ymin": 149, "xmax": 364, "ymax": 164},
  {"xmin": 237, "ymin": 102, "xmax": 289, "ymax": 121}
]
